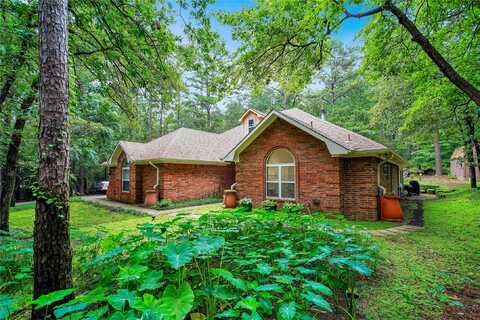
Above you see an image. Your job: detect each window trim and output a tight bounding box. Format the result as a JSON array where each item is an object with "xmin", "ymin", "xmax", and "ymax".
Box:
[
  {"xmin": 121, "ymin": 162, "xmax": 130, "ymax": 192},
  {"xmin": 265, "ymin": 149, "xmax": 296, "ymax": 200},
  {"xmin": 247, "ymin": 118, "xmax": 255, "ymax": 132}
]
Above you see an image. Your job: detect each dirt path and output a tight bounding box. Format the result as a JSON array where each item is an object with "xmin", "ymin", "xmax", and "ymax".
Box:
[{"xmin": 80, "ymin": 195, "xmax": 223, "ymax": 218}]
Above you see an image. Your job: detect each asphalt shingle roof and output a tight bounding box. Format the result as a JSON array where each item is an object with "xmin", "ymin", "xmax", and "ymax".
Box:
[
  {"xmin": 281, "ymin": 108, "xmax": 387, "ymax": 152},
  {"xmin": 114, "ymin": 108, "xmax": 388, "ymax": 164}
]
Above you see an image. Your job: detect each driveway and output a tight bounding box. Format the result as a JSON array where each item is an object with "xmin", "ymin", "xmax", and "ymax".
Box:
[{"xmin": 80, "ymin": 195, "xmax": 223, "ymax": 218}]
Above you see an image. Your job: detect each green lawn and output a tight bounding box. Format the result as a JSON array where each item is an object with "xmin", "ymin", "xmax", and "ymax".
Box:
[
  {"xmin": 359, "ymin": 187, "xmax": 480, "ymax": 319},
  {"xmin": 7, "ymin": 190, "xmax": 478, "ymax": 319},
  {"xmin": 10, "ymin": 200, "xmax": 152, "ymax": 235}
]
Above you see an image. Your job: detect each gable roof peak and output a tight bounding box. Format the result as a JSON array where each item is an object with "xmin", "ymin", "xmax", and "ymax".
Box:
[{"xmin": 239, "ymin": 108, "xmax": 266, "ymax": 122}]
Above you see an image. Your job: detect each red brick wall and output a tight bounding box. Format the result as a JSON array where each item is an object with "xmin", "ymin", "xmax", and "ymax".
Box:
[
  {"xmin": 235, "ymin": 118, "xmax": 343, "ymax": 212},
  {"xmin": 341, "ymin": 157, "xmax": 379, "ymax": 220},
  {"xmin": 235, "ymin": 118, "xmax": 380, "ymax": 220},
  {"xmin": 159, "ymin": 163, "xmax": 235, "ymax": 201},
  {"xmin": 106, "ymin": 152, "xmax": 140, "ymax": 203},
  {"xmin": 107, "ymin": 152, "xmax": 235, "ymax": 204}
]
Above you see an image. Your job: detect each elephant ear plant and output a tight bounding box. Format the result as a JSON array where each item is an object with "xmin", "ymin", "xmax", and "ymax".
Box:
[{"xmin": 7, "ymin": 209, "xmax": 379, "ymax": 319}]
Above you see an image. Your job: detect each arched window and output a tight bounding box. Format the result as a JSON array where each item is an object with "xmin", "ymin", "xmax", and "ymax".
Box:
[
  {"xmin": 266, "ymin": 149, "xmax": 295, "ymax": 199},
  {"xmin": 122, "ymin": 162, "xmax": 130, "ymax": 192}
]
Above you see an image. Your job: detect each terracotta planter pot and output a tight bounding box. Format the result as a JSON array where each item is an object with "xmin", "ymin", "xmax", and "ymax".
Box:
[
  {"xmin": 223, "ymin": 190, "xmax": 237, "ymax": 208},
  {"xmin": 144, "ymin": 190, "xmax": 158, "ymax": 207},
  {"xmin": 381, "ymin": 195, "xmax": 403, "ymax": 222}
]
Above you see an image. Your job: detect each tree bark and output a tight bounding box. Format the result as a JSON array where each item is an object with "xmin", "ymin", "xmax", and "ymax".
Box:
[
  {"xmin": 0, "ymin": 79, "xmax": 38, "ymax": 233},
  {"xmin": 382, "ymin": 1, "xmax": 480, "ymax": 107},
  {"xmin": 33, "ymin": 0, "xmax": 73, "ymax": 318},
  {"xmin": 463, "ymin": 113, "xmax": 478, "ymax": 189},
  {"xmin": 78, "ymin": 164, "xmax": 86, "ymax": 195},
  {"xmin": 0, "ymin": 25, "xmax": 34, "ymax": 111},
  {"xmin": 433, "ymin": 129, "xmax": 442, "ymax": 176}
]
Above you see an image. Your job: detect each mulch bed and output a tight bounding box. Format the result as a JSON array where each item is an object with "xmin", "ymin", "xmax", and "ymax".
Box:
[{"xmin": 441, "ymin": 286, "xmax": 480, "ymax": 320}]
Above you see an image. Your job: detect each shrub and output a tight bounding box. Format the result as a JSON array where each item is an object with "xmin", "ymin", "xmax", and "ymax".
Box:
[
  {"xmin": 262, "ymin": 199, "xmax": 277, "ymax": 211},
  {"xmin": 238, "ymin": 197, "xmax": 253, "ymax": 211},
  {"xmin": 5, "ymin": 210, "xmax": 379, "ymax": 319},
  {"xmin": 282, "ymin": 202, "xmax": 305, "ymax": 214},
  {"xmin": 154, "ymin": 198, "xmax": 173, "ymax": 209},
  {"xmin": 151, "ymin": 196, "xmax": 222, "ymax": 210}
]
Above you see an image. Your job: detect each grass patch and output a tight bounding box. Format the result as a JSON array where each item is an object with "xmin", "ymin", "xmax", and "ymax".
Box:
[
  {"xmin": 360, "ymin": 187, "xmax": 480, "ymax": 319},
  {"xmin": 10, "ymin": 199, "xmax": 152, "ymax": 235},
  {"xmin": 150, "ymin": 195, "xmax": 222, "ymax": 210}
]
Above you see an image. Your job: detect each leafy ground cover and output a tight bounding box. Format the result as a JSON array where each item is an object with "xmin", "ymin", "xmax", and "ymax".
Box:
[
  {"xmin": 2, "ymin": 205, "xmax": 380, "ymax": 319},
  {"xmin": 150, "ymin": 196, "xmax": 223, "ymax": 211},
  {"xmin": 359, "ymin": 187, "xmax": 480, "ymax": 319},
  {"xmin": 3, "ymin": 188, "xmax": 478, "ymax": 319}
]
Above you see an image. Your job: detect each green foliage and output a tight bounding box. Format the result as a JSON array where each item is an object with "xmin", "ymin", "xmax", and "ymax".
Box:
[
  {"xmin": 151, "ymin": 196, "xmax": 222, "ymax": 211},
  {"xmin": 7, "ymin": 207, "xmax": 377, "ymax": 319},
  {"xmin": 261, "ymin": 199, "xmax": 277, "ymax": 211},
  {"xmin": 156, "ymin": 199, "xmax": 174, "ymax": 209},
  {"xmin": 238, "ymin": 197, "xmax": 253, "ymax": 211},
  {"xmin": 282, "ymin": 202, "xmax": 304, "ymax": 214}
]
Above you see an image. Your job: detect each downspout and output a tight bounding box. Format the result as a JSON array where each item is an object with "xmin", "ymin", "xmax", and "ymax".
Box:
[
  {"xmin": 148, "ymin": 161, "xmax": 160, "ymax": 190},
  {"xmin": 230, "ymin": 182, "xmax": 237, "ymax": 190},
  {"xmin": 377, "ymin": 156, "xmax": 388, "ymax": 195}
]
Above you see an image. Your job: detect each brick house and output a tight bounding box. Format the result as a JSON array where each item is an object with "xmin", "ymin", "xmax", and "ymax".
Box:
[
  {"xmin": 107, "ymin": 108, "xmax": 405, "ymax": 220},
  {"xmin": 450, "ymin": 147, "xmax": 479, "ymax": 180}
]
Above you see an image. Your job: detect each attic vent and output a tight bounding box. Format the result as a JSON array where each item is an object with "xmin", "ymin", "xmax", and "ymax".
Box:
[{"xmin": 346, "ymin": 134, "xmax": 352, "ymax": 142}]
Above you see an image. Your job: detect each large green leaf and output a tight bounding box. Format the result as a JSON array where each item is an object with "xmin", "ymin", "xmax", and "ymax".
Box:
[
  {"xmin": 193, "ymin": 236, "xmax": 224, "ymax": 255},
  {"xmin": 254, "ymin": 283, "xmax": 283, "ymax": 292},
  {"xmin": 157, "ymin": 282, "xmax": 195, "ymax": 320},
  {"xmin": 215, "ymin": 309, "xmax": 240, "ymax": 318},
  {"xmin": 0, "ymin": 294, "xmax": 16, "ymax": 319},
  {"xmin": 255, "ymin": 262, "xmax": 272, "ymax": 275},
  {"xmin": 139, "ymin": 270, "xmax": 164, "ymax": 291},
  {"xmin": 328, "ymin": 257, "xmax": 372, "ymax": 276},
  {"xmin": 211, "ymin": 268, "xmax": 247, "ymax": 291},
  {"xmin": 117, "ymin": 264, "xmax": 149, "ymax": 283},
  {"xmin": 32, "ymin": 288, "xmax": 75, "ymax": 310},
  {"xmin": 54, "ymin": 302, "xmax": 88, "ymax": 318},
  {"xmin": 236, "ymin": 296, "xmax": 260, "ymax": 312},
  {"xmin": 278, "ymin": 301, "xmax": 296, "ymax": 320},
  {"xmin": 132, "ymin": 293, "xmax": 165, "ymax": 320},
  {"xmin": 107, "ymin": 289, "xmax": 136, "ymax": 311},
  {"xmin": 163, "ymin": 242, "xmax": 194, "ymax": 270},
  {"xmin": 84, "ymin": 306, "xmax": 108, "ymax": 320},
  {"xmin": 301, "ymin": 291, "xmax": 333, "ymax": 312},
  {"xmin": 211, "ymin": 285, "xmax": 237, "ymax": 300},
  {"xmin": 303, "ymin": 280, "xmax": 332, "ymax": 296}
]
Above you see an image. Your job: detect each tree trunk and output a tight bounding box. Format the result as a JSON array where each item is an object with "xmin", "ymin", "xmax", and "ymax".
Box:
[
  {"xmin": 0, "ymin": 79, "xmax": 38, "ymax": 233},
  {"xmin": 463, "ymin": 114, "xmax": 478, "ymax": 189},
  {"xmin": 383, "ymin": 1, "xmax": 480, "ymax": 107},
  {"xmin": 78, "ymin": 164, "xmax": 86, "ymax": 195},
  {"xmin": 33, "ymin": 0, "xmax": 73, "ymax": 318},
  {"xmin": 433, "ymin": 129, "xmax": 442, "ymax": 176},
  {"xmin": 0, "ymin": 25, "xmax": 34, "ymax": 111}
]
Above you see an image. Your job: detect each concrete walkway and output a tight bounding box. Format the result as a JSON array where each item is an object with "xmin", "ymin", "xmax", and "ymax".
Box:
[
  {"xmin": 80, "ymin": 195, "xmax": 223, "ymax": 218},
  {"xmin": 369, "ymin": 225, "xmax": 424, "ymax": 237}
]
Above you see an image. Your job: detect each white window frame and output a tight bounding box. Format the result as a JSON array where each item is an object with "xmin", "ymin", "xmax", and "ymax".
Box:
[
  {"xmin": 122, "ymin": 163, "xmax": 130, "ymax": 192},
  {"xmin": 248, "ymin": 118, "xmax": 255, "ymax": 133},
  {"xmin": 265, "ymin": 150, "xmax": 296, "ymax": 200}
]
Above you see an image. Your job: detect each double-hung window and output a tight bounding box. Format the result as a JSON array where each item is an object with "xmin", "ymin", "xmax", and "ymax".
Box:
[
  {"xmin": 266, "ymin": 149, "xmax": 295, "ymax": 199},
  {"xmin": 122, "ymin": 162, "xmax": 130, "ymax": 192},
  {"xmin": 248, "ymin": 119, "xmax": 255, "ymax": 133}
]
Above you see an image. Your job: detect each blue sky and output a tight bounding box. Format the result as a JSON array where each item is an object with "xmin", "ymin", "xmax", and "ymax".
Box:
[{"xmin": 205, "ymin": 0, "xmax": 369, "ymax": 51}]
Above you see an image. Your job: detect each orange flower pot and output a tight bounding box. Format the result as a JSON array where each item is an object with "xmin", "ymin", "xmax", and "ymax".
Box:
[
  {"xmin": 223, "ymin": 190, "xmax": 237, "ymax": 208},
  {"xmin": 381, "ymin": 195, "xmax": 403, "ymax": 222},
  {"xmin": 144, "ymin": 190, "xmax": 158, "ymax": 208}
]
